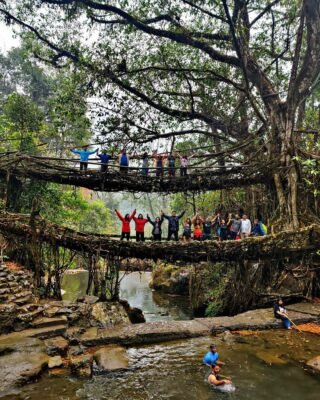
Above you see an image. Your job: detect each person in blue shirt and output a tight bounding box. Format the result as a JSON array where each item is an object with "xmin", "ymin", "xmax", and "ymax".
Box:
[
  {"xmin": 119, "ymin": 149, "xmax": 129, "ymax": 174},
  {"xmin": 203, "ymin": 344, "xmax": 225, "ymax": 367},
  {"xmin": 251, "ymin": 219, "xmax": 266, "ymax": 236},
  {"xmin": 71, "ymin": 146, "xmax": 98, "ymax": 172},
  {"xmin": 97, "ymin": 149, "xmax": 112, "ymax": 173}
]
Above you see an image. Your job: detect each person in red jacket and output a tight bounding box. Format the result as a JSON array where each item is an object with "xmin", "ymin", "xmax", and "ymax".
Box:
[
  {"xmin": 115, "ymin": 209, "xmax": 136, "ymax": 240},
  {"xmin": 133, "ymin": 213, "xmax": 149, "ymax": 242}
]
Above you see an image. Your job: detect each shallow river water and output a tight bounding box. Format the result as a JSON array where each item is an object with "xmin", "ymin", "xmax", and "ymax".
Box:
[
  {"xmin": 3, "ymin": 272, "xmax": 320, "ymax": 400},
  {"xmin": 6, "ymin": 330, "xmax": 320, "ymax": 400}
]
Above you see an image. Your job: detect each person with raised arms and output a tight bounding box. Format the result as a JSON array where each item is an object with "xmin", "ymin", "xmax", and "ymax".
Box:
[
  {"xmin": 71, "ymin": 145, "xmax": 98, "ymax": 172},
  {"xmin": 147, "ymin": 214, "xmax": 164, "ymax": 241},
  {"xmin": 133, "ymin": 213, "xmax": 149, "ymax": 242},
  {"xmin": 115, "ymin": 209, "xmax": 136, "ymax": 241},
  {"xmin": 161, "ymin": 209, "xmax": 185, "ymax": 241}
]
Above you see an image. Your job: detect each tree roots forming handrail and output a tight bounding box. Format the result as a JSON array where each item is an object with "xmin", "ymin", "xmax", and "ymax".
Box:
[
  {"xmin": 0, "ymin": 154, "xmax": 275, "ymax": 193},
  {"xmin": 0, "ymin": 212, "xmax": 319, "ymax": 263}
]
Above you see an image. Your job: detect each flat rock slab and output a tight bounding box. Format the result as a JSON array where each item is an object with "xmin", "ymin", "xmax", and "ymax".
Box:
[
  {"xmin": 48, "ymin": 355, "xmax": 63, "ymax": 368},
  {"xmin": 94, "ymin": 345, "xmax": 129, "ymax": 371},
  {"xmin": 306, "ymin": 355, "xmax": 320, "ymax": 373},
  {"xmin": 286, "ymin": 303, "xmax": 320, "ymax": 316},
  {"xmin": 0, "ymin": 334, "xmax": 48, "ymax": 396},
  {"xmin": 195, "ymin": 306, "xmax": 319, "ymax": 332},
  {"xmin": 79, "ymin": 304, "xmax": 319, "ymax": 347},
  {"xmin": 80, "ymin": 320, "xmax": 209, "ymax": 347}
]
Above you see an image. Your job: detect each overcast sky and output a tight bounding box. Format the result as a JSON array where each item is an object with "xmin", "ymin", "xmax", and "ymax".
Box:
[{"xmin": 0, "ymin": 22, "xmax": 20, "ymax": 53}]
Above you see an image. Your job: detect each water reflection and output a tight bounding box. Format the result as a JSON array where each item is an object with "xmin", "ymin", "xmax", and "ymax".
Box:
[{"xmin": 119, "ymin": 272, "xmax": 193, "ymax": 321}]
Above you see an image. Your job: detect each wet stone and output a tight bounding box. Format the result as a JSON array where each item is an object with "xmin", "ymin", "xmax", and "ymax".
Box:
[
  {"xmin": 45, "ymin": 336, "xmax": 69, "ymax": 356},
  {"xmin": 48, "ymin": 355, "xmax": 63, "ymax": 369},
  {"xmin": 69, "ymin": 354, "xmax": 93, "ymax": 378},
  {"xmin": 93, "ymin": 345, "xmax": 129, "ymax": 371}
]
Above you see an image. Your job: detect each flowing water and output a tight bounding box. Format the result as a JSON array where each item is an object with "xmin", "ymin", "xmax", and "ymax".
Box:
[
  {"xmin": 119, "ymin": 271, "xmax": 193, "ymax": 321},
  {"xmin": 2, "ymin": 272, "xmax": 320, "ymax": 400},
  {"xmin": 6, "ymin": 330, "xmax": 320, "ymax": 400}
]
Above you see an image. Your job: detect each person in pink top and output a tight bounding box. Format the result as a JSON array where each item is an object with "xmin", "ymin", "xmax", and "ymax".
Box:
[{"xmin": 179, "ymin": 153, "xmax": 194, "ymax": 176}]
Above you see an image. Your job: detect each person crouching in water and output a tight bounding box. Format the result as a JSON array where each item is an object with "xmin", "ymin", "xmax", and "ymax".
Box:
[
  {"xmin": 115, "ymin": 209, "xmax": 136, "ymax": 240},
  {"xmin": 147, "ymin": 214, "xmax": 164, "ymax": 241},
  {"xmin": 208, "ymin": 365, "xmax": 232, "ymax": 387},
  {"xmin": 133, "ymin": 213, "xmax": 149, "ymax": 242},
  {"xmin": 182, "ymin": 217, "xmax": 192, "ymax": 241},
  {"xmin": 192, "ymin": 213, "xmax": 204, "ymax": 241},
  {"xmin": 274, "ymin": 298, "xmax": 292, "ymax": 330}
]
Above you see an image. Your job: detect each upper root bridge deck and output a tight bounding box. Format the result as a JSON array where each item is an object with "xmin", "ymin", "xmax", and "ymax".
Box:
[
  {"xmin": 0, "ymin": 213, "xmax": 319, "ymax": 263},
  {"xmin": 0, "ymin": 155, "xmax": 272, "ymax": 193}
]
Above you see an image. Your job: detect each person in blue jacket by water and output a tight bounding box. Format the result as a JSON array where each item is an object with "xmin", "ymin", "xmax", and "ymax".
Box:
[
  {"xmin": 203, "ymin": 344, "xmax": 225, "ymax": 367},
  {"xmin": 71, "ymin": 146, "xmax": 98, "ymax": 172}
]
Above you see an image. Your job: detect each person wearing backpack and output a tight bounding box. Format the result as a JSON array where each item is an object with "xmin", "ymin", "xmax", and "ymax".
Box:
[
  {"xmin": 252, "ymin": 219, "xmax": 266, "ymax": 236},
  {"xmin": 119, "ymin": 149, "xmax": 129, "ymax": 173}
]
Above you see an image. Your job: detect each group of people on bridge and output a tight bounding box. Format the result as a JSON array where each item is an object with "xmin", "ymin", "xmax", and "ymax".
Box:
[
  {"xmin": 115, "ymin": 209, "xmax": 267, "ymax": 242},
  {"xmin": 71, "ymin": 146, "xmax": 193, "ymax": 176}
]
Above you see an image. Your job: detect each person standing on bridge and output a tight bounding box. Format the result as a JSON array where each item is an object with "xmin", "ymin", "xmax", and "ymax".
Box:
[
  {"xmin": 119, "ymin": 149, "xmax": 129, "ymax": 174},
  {"xmin": 147, "ymin": 214, "xmax": 164, "ymax": 241},
  {"xmin": 192, "ymin": 213, "xmax": 204, "ymax": 241},
  {"xmin": 228, "ymin": 213, "xmax": 242, "ymax": 240},
  {"xmin": 115, "ymin": 209, "xmax": 136, "ymax": 240},
  {"xmin": 162, "ymin": 209, "xmax": 185, "ymax": 241},
  {"xmin": 71, "ymin": 145, "xmax": 98, "ymax": 172},
  {"xmin": 240, "ymin": 214, "xmax": 251, "ymax": 239},
  {"xmin": 133, "ymin": 213, "xmax": 149, "ymax": 242},
  {"xmin": 97, "ymin": 149, "xmax": 112, "ymax": 173}
]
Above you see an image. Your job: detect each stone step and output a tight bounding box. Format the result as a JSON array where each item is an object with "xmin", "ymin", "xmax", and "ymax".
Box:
[
  {"xmin": 14, "ymin": 296, "xmax": 33, "ymax": 306},
  {"xmin": 24, "ymin": 324, "xmax": 68, "ymax": 340},
  {"xmin": 31, "ymin": 316, "xmax": 68, "ymax": 329}
]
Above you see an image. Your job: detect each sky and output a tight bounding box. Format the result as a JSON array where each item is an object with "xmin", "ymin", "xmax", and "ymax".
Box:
[{"xmin": 0, "ymin": 22, "xmax": 20, "ymax": 53}]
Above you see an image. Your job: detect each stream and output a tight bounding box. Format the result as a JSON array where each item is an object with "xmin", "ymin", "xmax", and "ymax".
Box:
[
  {"xmin": 119, "ymin": 271, "xmax": 193, "ymax": 321},
  {"xmin": 2, "ymin": 272, "xmax": 320, "ymax": 400}
]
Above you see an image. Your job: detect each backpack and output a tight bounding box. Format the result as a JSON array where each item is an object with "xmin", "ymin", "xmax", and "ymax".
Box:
[
  {"xmin": 261, "ymin": 223, "xmax": 267, "ymax": 234},
  {"xmin": 120, "ymin": 154, "xmax": 128, "ymax": 166}
]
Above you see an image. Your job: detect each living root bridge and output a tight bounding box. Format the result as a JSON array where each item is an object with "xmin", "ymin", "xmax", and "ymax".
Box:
[
  {"xmin": 0, "ymin": 155, "xmax": 272, "ymax": 193},
  {"xmin": 0, "ymin": 213, "xmax": 319, "ymax": 263}
]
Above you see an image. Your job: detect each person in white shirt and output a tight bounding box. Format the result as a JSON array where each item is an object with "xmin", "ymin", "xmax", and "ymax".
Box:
[{"xmin": 240, "ymin": 214, "xmax": 251, "ymax": 239}]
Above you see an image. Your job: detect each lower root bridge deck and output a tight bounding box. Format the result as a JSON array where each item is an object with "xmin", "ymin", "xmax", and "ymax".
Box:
[{"xmin": 0, "ymin": 213, "xmax": 319, "ymax": 263}]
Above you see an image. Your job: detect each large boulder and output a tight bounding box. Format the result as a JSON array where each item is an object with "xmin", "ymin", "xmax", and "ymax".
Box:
[
  {"xmin": 0, "ymin": 303, "xmax": 18, "ymax": 334},
  {"xmin": 151, "ymin": 263, "xmax": 190, "ymax": 295},
  {"xmin": 93, "ymin": 345, "xmax": 129, "ymax": 371},
  {"xmin": 91, "ymin": 302, "xmax": 130, "ymax": 327},
  {"xmin": 0, "ymin": 333, "xmax": 48, "ymax": 397},
  {"xmin": 44, "ymin": 336, "xmax": 69, "ymax": 356},
  {"xmin": 70, "ymin": 354, "xmax": 93, "ymax": 378},
  {"xmin": 61, "ymin": 269, "xmax": 89, "ymax": 303}
]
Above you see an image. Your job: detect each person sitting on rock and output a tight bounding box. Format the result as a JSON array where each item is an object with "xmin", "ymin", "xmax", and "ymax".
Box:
[
  {"xmin": 208, "ymin": 365, "xmax": 232, "ymax": 387},
  {"xmin": 192, "ymin": 213, "xmax": 204, "ymax": 241},
  {"xmin": 162, "ymin": 209, "xmax": 185, "ymax": 241},
  {"xmin": 147, "ymin": 214, "xmax": 164, "ymax": 241},
  {"xmin": 71, "ymin": 145, "xmax": 98, "ymax": 172},
  {"xmin": 133, "ymin": 213, "xmax": 149, "ymax": 242},
  {"xmin": 203, "ymin": 344, "xmax": 225, "ymax": 367},
  {"xmin": 274, "ymin": 298, "xmax": 292, "ymax": 330},
  {"xmin": 115, "ymin": 209, "xmax": 136, "ymax": 240}
]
